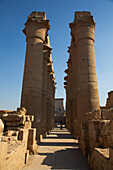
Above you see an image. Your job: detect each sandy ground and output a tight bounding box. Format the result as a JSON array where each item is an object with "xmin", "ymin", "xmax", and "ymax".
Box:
[{"xmin": 21, "ymin": 127, "xmax": 91, "ymax": 170}]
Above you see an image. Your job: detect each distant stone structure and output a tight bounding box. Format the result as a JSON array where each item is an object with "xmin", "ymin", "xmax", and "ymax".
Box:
[
  {"xmin": 0, "ymin": 108, "xmax": 38, "ymax": 170},
  {"xmin": 21, "ymin": 12, "xmax": 56, "ymax": 142},
  {"xmin": 54, "ymin": 98, "xmax": 65, "ymax": 124},
  {"xmin": 64, "ymin": 11, "xmax": 100, "ymax": 137}
]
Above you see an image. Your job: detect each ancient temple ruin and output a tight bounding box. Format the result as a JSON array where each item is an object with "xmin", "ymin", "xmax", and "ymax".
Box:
[
  {"xmin": 0, "ymin": 10, "xmax": 113, "ymax": 170},
  {"xmin": 21, "ymin": 12, "xmax": 56, "ymax": 142},
  {"xmin": 0, "ymin": 108, "xmax": 38, "ymax": 170}
]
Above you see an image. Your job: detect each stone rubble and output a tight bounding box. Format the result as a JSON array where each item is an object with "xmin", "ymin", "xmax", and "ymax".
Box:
[{"xmin": 0, "ymin": 107, "xmax": 38, "ymax": 170}]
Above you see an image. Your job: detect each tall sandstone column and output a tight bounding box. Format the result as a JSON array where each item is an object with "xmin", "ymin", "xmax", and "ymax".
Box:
[
  {"xmin": 41, "ymin": 45, "xmax": 51, "ymax": 136},
  {"xmin": 68, "ymin": 42, "xmax": 78, "ymax": 137},
  {"xmin": 21, "ymin": 12, "xmax": 50, "ymax": 141},
  {"xmin": 69, "ymin": 11, "xmax": 100, "ymax": 134}
]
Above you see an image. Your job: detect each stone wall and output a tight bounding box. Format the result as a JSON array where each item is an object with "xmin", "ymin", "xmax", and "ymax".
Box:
[
  {"xmin": 89, "ymin": 148, "xmax": 113, "ymax": 170},
  {"xmin": 0, "ymin": 107, "xmax": 38, "ymax": 170},
  {"xmin": 79, "ymin": 107, "xmax": 113, "ymax": 169},
  {"xmin": 0, "ymin": 142, "xmax": 26, "ymax": 170}
]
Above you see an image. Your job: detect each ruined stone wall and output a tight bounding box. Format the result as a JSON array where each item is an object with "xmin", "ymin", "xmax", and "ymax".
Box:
[
  {"xmin": 21, "ymin": 12, "xmax": 56, "ymax": 142},
  {"xmin": 0, "ymin": 108, "xmax": 38, "ymax": 170},
  {"xmin": 79, "ymin": 107, "xmax": 113, "ymax": 169},
  {"xmin": 0, "ymin": 142, "xmax": 26, "ymax": 170},
  {"xmin": 89, "ymin": 148, "xmax": 113, "ymax": 170}
]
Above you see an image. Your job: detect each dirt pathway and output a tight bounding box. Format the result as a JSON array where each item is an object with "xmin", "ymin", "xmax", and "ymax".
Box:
[{"xmin": 21, "ymin": 127, "xmax": 91, "ymax": 170}]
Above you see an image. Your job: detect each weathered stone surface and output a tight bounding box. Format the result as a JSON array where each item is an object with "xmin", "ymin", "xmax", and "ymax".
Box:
[
  {"xmin": 64, "ymin": 11, "xmax": 100, "ymax": 137},
  {"xmin": 89, "ymin": 148, "xmax": 113, "ymax": 170},
  {"xmin": 106, "ymin": 91, "xmax": 113, "ymax": 109},
  {"xmin": 0, "ymin": 110, "xmax": 13, "ymax": 119},
  {"xmin": 27, "ymin": 128, "xmax": 38, "ymax": 154},
  {"xmin": 109, "ymin": 147, "xmax": 113, "ymax": 165},
  {"xmin": 17, "ymin": 107, "xmax": 27, "ymax": 115},
  {"xmin": 0, "ymin": 142, "xmax": 26, "ymax": 170},
  {"xmin": 0, "ymin": 119, "xmax": 4, "ymax": 135},
  {"xmin": 85, "ymin": 110, "xmax": 101, "ymax": 122},
  {"xmin": 3, "ymin": 114, "xmax": 22, "ymax": 121},
  {"xmin": 101, "ymin": 109, "xmax": 111, "ymax": 120},
  {"xmin": 21, "ymin": 11, "xmax": 56, "ymax": 142},
  {"xmin": 25, "ymin": 150, "xmax": 29, "ymax": 164}
]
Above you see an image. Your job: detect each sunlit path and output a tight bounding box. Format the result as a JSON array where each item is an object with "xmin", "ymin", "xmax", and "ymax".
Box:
[{"xmin": 21, "ymin": 126, "xmax": 91, "ymax": 170}]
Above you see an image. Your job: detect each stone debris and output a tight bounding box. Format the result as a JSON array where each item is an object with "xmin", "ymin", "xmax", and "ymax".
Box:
[{"xmin": 0, "ymin": 119, "xmax": 4, "ymax": 135}]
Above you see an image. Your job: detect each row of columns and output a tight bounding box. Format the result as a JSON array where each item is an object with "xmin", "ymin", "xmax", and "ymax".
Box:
[
  {"xmin": 21, "ymin": 12, "xmax": 56, "ymax": 143},
  {"xmin": 64, "ymin": 11, "xmax": 100, "ymax": 138}
]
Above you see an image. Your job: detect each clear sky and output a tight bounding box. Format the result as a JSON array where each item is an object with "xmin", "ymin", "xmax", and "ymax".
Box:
[{"xmin": 0, "ymin": 0, "xmax": 113, "ymax": 110}]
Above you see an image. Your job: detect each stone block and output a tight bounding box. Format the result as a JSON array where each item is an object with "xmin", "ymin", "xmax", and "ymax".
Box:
[
  {"xmin": 6, "ymin": 127, "xmax": 20, "ymax": 131},
  {"xmin": 4, "ymin": 130, "xmax": 19, "ymax": 137},
  {"xmin": 18, "ymin": 129, "xmax": 28, "ymax": 146},
  {"xmin": 110, "ymin": 108, "xmax": 113, "ymax": 120},
  {"xmin": 101, "ymin": 120, "xmax": 110, "ymax": 136},
  {"xmin": 29, "ymin": 115, "xmax": 34, "ymax": 122},
  {"xmin": 3, "ymin": 114, "xmax": 22, "ymax": 121},
  {"xmin": 19, "ymin": 116, "xmax": 26, "ymax": 124},
  {"xmin": 85, "ymin": 110, "xmax": 101, "ymax": 122},
  {"xmin": 109, "ymin": 147, "xmax": 113, "ymax": 165},
  {"xmin": 5, "ymin": 121, "xmax": 19, "ymax": 127},
  {"xmin": 27, "ymin": 128, "xmax": 38, "ymax": 154},
  {"xmin": 0, "ymin": 142, "xmax": 26, "ymax": 170},
  {"xmin": 0, "ymin": 110, "xmax": 13, "ymax": 119},
  {"xmin": 25, "ymin": 150, "xmax": 29, "ymax": 164},
  {"xmin": 101, "ymin": 109, "xmax": 110, "ymax": 120},
  {"xmin": 0, "ymin": 119, "xmax": 4, "ymax": 135},
  {"xmin": 26, "ymin": 115, "xmax": 30, "ymax": 121},
  {"xmin": 17, "ymin": 107, "xmax": 27, "ymax": 115},
  {"xmin": 23, "ymin": 122, "xmax": 31, "ymax": 129}
]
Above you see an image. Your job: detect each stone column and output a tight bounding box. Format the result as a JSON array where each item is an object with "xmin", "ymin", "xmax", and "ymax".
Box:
[
  {"xmin": 64, "ymin": 73, "xmax": 69, "ymax": 130},
  {"xmin": 41, "ymin": 45, "xmax": 52, "ymax": 136},
  {"xmin": 68, "ymin": 57, "xmax": 74, "ymax": 134},
  {"xmin": 50, "ymin": 73, "xmax": 54, "ymax": 130},
  {"xmin": 21, "ymin": 12, "xmax": 50, "ymax": 142},
  {"xmin": 70, "ymin": 11, "xmax": 100, "ymax": 134},
  {"xmin": 64, "ymin": 59, "xmax": 73, "ymax": 133},
  {"xmin": 68, "ymin": 42, "xmax": 78, "ymax": 137},
  {"xmin": 46, "ymin": 62, "xmax": 51, "ymax": 133},
  {"xmin": 64, "ymin": 82, "xmax": 69, "ymax": 129},
  {"xmin": 52, "ymin": 79, "xmax": 56, "ymax": 129}
]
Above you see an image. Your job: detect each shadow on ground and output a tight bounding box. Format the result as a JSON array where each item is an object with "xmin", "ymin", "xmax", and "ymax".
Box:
[
  {"xmin": 45, "ymin": 133, "xmax": 73, "ymax": 139},
  {"xmin": 38, "ymin": 127, "xmax": 91, "ymax": 170},
  {"xmin": 39, "ymin": 148, "xmax": 90, "ymax": 170},
  {"xmin": 40, "ymin": 142, "xmax": 77, "ymax": 147}
]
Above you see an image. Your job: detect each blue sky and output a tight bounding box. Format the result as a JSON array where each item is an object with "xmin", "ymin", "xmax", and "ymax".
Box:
[{"xmin": 0, "ymin": 0, "xmax": 113, "ymax": 110}]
